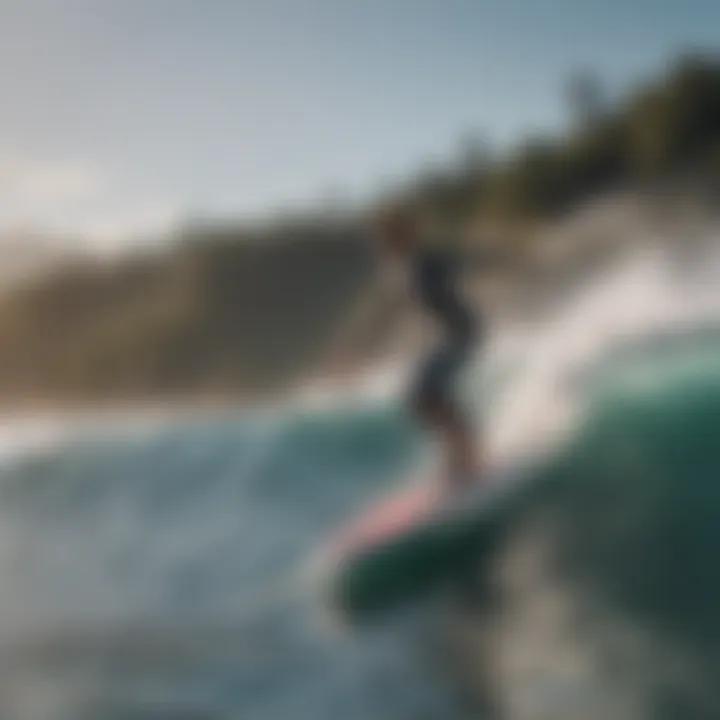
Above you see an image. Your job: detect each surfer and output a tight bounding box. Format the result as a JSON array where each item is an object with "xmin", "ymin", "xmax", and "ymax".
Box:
[{"xmin": 373, "ymin": 207, "xmax": 482, "ymax": 490}]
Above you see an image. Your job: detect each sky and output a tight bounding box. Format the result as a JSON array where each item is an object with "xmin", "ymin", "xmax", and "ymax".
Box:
[{"xmin": 0, "ymin": 0, "xmax": 719, "ymax": 247}]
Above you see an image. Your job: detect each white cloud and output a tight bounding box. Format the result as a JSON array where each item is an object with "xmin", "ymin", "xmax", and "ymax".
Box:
[
  {"xmin": 75, "ymin": 202, "xmax": 182, "ymax": 253},
  {"xmin": 0, "ymin": 151, "xmax": 105, "ymax": 208},
  {"xmin": 0, "ymin": 150, "xmax": 182, "ymax": 252}
]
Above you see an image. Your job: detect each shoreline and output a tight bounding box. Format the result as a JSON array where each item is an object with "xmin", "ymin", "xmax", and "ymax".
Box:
[{"xmin": 0, "ymin": 355, "xmax": 405, "ymax": 422}]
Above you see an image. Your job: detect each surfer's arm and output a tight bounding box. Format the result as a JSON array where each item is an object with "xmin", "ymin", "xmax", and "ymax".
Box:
[{"xmin": 325, "ymin": 262, "xmax": 409, "ymax": 367}]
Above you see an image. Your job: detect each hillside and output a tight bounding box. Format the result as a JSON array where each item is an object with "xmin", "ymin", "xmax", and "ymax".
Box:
[
  {"xmin": 0, "ymin": 222, "xmax": 379, "ymax": 404},
  {"xmin": 398, "ymin": 54, "xmax": 720, "ymax": 233}
]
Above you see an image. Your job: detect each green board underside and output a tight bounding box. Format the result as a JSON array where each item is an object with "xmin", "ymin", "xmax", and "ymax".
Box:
[{"xmin": 330, "ymin": 465, "xmax": 550, "ymax": 624}]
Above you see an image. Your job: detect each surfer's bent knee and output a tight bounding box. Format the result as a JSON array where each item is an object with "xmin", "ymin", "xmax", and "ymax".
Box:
[{"xmin": 409, "ymin": 347, "xmax": 464, "ymax": 428}]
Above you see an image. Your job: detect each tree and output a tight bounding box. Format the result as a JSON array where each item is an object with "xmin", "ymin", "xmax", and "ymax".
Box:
[{"xmin": 567, "ymin": 71, "xmax": 606, "ymax": 130}]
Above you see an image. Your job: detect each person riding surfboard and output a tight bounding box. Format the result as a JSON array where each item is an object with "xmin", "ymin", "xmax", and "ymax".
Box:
[{"xmin": 373, "ymin": 206, "xmax": 483, "ymax": 491}]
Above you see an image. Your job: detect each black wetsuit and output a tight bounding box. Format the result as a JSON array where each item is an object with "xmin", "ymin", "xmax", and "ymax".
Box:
[{"xmin": 410, "ymin": 248, "xmax": 478, "ymax": 409}]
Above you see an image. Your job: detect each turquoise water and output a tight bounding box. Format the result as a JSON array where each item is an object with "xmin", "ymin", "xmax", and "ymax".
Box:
[
  {"xmin": 471, "ymin": 333, "xmax": 720, "ymax": 720},
  {"xmin": 0, "ymin": 401, "xmax": 479, "ymax": 720}
]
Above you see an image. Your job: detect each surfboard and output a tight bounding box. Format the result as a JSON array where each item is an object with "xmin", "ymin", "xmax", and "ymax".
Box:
[
  {"xmin": 330, "ymin": 481, "xmax": 441, "ymax": 557},
  {"xmin": 322, "ymin": 464, "xmax": 542, "ymax": 626}
]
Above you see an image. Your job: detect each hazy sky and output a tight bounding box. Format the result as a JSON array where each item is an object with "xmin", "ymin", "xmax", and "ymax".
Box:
[{"xmin": 1, "ymin": 0, "xmax": 718, "ymax": 245}]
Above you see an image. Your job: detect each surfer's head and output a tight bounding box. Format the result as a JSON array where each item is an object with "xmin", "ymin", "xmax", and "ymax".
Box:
[{"xmin": 372, "ymin": 204, "xmax": 420, "ymax": 257}]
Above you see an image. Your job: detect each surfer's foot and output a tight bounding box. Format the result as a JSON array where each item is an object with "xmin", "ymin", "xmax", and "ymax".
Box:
[
  {"xmin": 447, "ymin": 456, "xmax": 485, "ymax": 491},
  {"xmin": 446, "ymin": 474, "xmax": 475, "ymax": 495}
]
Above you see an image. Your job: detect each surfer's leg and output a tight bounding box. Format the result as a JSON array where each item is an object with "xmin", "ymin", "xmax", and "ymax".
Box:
[
  {"xmin": 441, "ymin": 403, "xmax": 481, "ymax": 486},
  {"xmin": 424, "ymin": 398, "xmax": 480, "ymax": 488},
  {"xmin": 410, "ymin": 342, "xmax": 481, "ymax": 488}
]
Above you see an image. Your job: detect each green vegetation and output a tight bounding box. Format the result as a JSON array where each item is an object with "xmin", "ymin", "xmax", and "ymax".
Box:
[
  {"xmin": 0, "ymin": 54, "xmax": 719, "ymax": 405},
  {"xmin": 409, "ymin": 54, "xmax": 720, "ymax": 227}
]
